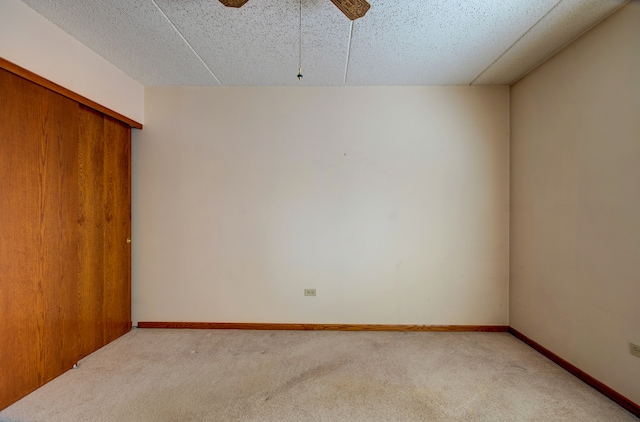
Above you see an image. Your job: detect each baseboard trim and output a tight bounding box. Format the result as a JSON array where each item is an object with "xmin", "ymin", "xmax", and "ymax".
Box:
[
  {"xmin": 137, "ymin": 322, "xmax": 508, "ymax": 332},
  {"xmin": 509, "ymin": 327, "xmax": 639, "ymax": 418}
]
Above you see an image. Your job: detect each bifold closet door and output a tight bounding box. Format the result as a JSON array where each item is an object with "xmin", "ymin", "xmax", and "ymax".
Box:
[
  {"xmin": 0, "ymin": 68, "xmax": 80, "ymax": 408},
  {"xmin": 78, "ymin": 105, "xmax": 131, "ymax": 360}
]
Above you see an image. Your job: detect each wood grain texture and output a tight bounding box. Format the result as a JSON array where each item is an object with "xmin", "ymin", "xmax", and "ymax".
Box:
[
  {"xmin": 509, "ymin": 327, "xmax": 640, "ymax": 418},
  {"xmin": 78, "ymin": 107, "xmax": 132, "ymax": 358},
  {"xmin": 37, "ymin": 81, "xmax": 80, "ymax": 387},
  {"xmin": 78, "ymin": 106, "xmax": 106, "ymax": 359},
  {"xmin": 0, "ymin": 68, "xmax": 80, "ymax": 409},
  {"xmin": 0, "ymin": 67, "xmax": 44, "ymax": 409},
  {"xmin": 102, "ymin": 115, "xmax": 132, "ymax": 344},
  {"xmin": 0, "ymin": 56, "xmax": 142, "ymax": 129},
  {"xmin": 1, "ymin": 69, "xmax": 132, "ymax": 411},
  {"xmin": 137, "ymin": 322, "xmax": 509, "ymax": 332}
]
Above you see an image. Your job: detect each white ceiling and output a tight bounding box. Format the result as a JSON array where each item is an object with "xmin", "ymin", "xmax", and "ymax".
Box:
[{"xmin": 19, "ymin": 0, "xmax": 627, "ymax": 86}]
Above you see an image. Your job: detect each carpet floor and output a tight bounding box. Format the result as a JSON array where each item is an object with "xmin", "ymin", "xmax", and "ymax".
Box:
[{"xmin": 0, "ymin": 329, "xmax": 636, "ymax": 421}]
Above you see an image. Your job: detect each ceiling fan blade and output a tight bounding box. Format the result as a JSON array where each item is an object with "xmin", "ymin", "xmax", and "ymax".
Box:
[
  {"xmin": 330, "ymin": 0, "xmax": 370, "ymax": 20},
  {"xmin": 219, "ymin": 0, "xmax": 249, "ymax": 8}
]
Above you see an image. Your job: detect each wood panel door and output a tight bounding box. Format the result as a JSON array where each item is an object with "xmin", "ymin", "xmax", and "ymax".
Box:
[
  {"xmin": 78, "ymin": 106, "xmax": 132, "ymax": 359},
  {"xmin": 0, "ymin": 68, "xmax": 132, "ymax": 411},
  {"xmin": 102, "ymin": 114, "xmax": 132, "ymax": 345},
  {"xmin": 0, "ymin": 68, "xmax": 80, "ymax": 408}
]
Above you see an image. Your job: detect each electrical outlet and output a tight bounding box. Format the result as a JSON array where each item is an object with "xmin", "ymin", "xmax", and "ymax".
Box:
[
  {"xmin": 631, "ymin": 343, "xmax": 640, "ymax": 358},
  {"xmin": 304, "ymin": 288, "xmax": 316, "ymax": 297}
]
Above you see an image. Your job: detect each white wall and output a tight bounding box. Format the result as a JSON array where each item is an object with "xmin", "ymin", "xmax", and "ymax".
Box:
[
  {"xmin": 510, "ymin": 2, "xmax": 640, "ymax": 405},
  {"xmin": 133, "ymin": 86, "xmax": 509, "ymax": 326},
  {"xmin": 0, "ymin": 0, "xmax": 144, "ymax": 124}
]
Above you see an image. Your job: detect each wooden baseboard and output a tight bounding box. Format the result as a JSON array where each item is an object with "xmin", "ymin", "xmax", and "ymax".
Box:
[
  {"xmin": 509, "ymin": 327, "xmax": 639, "ymax": 418},
  {"xmin": 137, "ymin": 322, "xmax": 508, "ymax": 332}
]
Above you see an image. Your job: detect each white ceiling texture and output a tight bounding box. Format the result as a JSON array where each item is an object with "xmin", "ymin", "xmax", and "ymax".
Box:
[{"xmin": 20, "ymin": 0, "xmax": 627, "ymax": 86}]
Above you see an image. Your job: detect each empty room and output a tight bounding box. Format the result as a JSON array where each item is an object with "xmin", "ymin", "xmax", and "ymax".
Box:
[{"xmin": 0, "ymin": 0, "xmax": 638, "ymax": 420}]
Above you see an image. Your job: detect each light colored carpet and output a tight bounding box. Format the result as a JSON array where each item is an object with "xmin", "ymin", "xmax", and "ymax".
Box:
[{"xmin": 0, "ymin": 329, "xmax": 636, "ymax": 422}]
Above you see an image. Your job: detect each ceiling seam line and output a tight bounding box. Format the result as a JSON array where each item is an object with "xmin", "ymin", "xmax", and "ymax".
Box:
[
  {"xmin": 343, "ymin": 21, "xmax": 354, "ymax": 85},
  {"xmin": 469, "ymin": 0, "xmax": 564, "ymax": 85},
  {"xmin": 150, "ymin": 0, "xmax": 222, "ymax": 85}
]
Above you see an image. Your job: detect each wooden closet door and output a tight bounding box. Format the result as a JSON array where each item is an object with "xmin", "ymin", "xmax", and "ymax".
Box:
[
  {"xmin": 103, "ymin": 114, "xmax": 132, "ymax": 344},
  {"xmin": 77, "ymin": 105, "xmax": 105, "ymax": 358},
  {"xmin": 0, "ymin": 63, "xmax": 132, "ymax": 411},
  {"xmin": 78, "ymin": 106, "xmax": 131, "ymax": 359},
  {"xmin": 0, "ymin": 68, "xmax": 80, "ymax": 408}
]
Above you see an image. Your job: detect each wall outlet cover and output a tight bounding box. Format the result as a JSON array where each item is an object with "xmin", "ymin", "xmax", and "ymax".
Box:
[{"xmin": 304, "ymin": 289, "xmax": 316, "ymax": 296}]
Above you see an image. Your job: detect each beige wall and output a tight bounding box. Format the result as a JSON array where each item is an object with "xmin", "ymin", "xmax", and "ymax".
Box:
[
  {"xmin": 0, "ymin": 0, "xmax": 144, "ymax": 124},
  {"xmin": 133, "ymin": 86, "xmax": 509, "ymax": 326},
  {"xmin": 510, "ymin": 2, "xmax": 640, "ymax": 405}
]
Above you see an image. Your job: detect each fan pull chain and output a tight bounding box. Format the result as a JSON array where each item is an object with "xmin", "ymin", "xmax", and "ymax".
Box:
[{"xmin": 297, "ymin": 0, "xmax": 303, "ymax": 80}]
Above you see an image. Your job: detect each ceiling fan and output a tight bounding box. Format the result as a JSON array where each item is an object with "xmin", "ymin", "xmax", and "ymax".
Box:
[{"xmin": 219, "ymin": 0, "xmax": 370, "ymax": 20}]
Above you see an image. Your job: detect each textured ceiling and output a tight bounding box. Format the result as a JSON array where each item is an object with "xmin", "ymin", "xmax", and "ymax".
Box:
[{"xmin": 19, "ymin": 0, "xmax": 627, "ymax": 86}]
